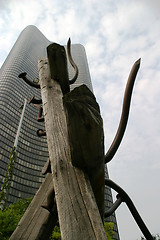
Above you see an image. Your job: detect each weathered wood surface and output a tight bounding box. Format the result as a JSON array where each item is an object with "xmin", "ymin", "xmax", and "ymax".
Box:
[
  {"xmin": 10, "ymin": 173, "xmax": 58, "ymax": 240},
  {"xmin": 47, "ymin": 43, "xmax": 70, "ymax": 95},
  {"xmin": 63, "ymin": 84, "xmax": 105, "ymax": 219},
  {"xmin": 38, "ymin": 58, "xmax": 107, "ymax": 240}
]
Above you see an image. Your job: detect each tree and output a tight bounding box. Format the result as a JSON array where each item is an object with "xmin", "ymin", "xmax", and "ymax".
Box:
[
  {"xmin": 0, "ymin": 147, "xmax": 17, "ymax": 209},
  {"xmin": 0, "ymin": 198, "xmax": 32, "ymax": 240},
  {"xmin": 104, "ymin": 222, "xmax": 115, "ymax": 240},
  {"xmin": 0, "ymin": 197, "xmax": 116, "ymax": 240},
  {"xmin": 50, "ymin": 226, "xmax": 61, "ymax": 240},
  {"xmin": 50, "ymin": 222, "xmax": 115, "ymax": 240}
]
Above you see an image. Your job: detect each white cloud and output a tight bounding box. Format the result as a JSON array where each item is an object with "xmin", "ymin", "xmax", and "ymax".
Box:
[{"xmin": 8, "ymin": 1, "xmax": 45, "ymax": 30}]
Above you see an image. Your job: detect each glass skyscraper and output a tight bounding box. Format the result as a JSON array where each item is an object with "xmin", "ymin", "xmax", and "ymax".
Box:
[{"xmin": 0, "ymin": 25, "xmax": 119, "ymax": 239}]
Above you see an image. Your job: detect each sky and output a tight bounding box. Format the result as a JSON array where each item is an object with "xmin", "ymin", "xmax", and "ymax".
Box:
[{"xmin": 0, "ymin": 0, "xmax": 160, "ymax": 239}]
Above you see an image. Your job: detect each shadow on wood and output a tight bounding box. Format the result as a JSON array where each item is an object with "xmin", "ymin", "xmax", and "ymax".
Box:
[
  {"xmin": 38, "ymin": 59, "xmax": 107, "ymax": 240},
  {"xmin": 63, "ymin": 84, "xmax": 105, "ymax": 220}
]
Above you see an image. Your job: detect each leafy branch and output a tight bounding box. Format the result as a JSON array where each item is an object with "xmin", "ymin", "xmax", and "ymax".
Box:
[{"xmin": 0, "ymin": 146, "xmax": 17, "ymax": 209}]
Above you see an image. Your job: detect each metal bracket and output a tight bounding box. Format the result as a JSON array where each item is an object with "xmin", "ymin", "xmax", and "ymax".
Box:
[
  {"xmin": 37, "ymin": 129, "xmax": 46, "ymax": 137},
  {"xmin": 18, "ymin": 72, "xmax": 40, "ymax": 89},
  {"xmin": 105, "ymin": 178, "xmax": 153, "ymax": 240}
]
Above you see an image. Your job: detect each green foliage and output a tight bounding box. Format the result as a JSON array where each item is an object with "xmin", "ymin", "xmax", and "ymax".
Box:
[
  {"xmin": 0, "ymin": 198, "xmax": 32, "ymax": 240},
  {"xmin": 50, "ymin": 226, "xmax": 61, "ymax": 240},
  {"xmin": 104, "ymin": 222, "xmax": 115, "ymax": 240},
  {"xmin": 0, "ymin": 146, "xmax": 17, "ymax": 209},
  {"xmin": 49, "ymin": 222, "xmax": 115, "ymax": 240},
  {"xmin": 0, "ymin": 196, "xmax": 115, "ymax": 240}
]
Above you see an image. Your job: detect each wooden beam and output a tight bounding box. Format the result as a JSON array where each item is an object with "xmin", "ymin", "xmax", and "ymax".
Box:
[
  {"xmin": 38, "ymin": 58, "xmax": 107, "ymax": 240},
  {"xmin": 63, "ymin": 84, "xmax": 105, "ymax": 220},
  {"xmin": 10, "ymin": 173, "xmax": 58, "ymax": 240}
]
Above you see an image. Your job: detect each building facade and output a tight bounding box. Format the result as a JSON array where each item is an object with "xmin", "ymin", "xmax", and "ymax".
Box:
[{"xmin": 0, "ymin": 25, "xmax": 119, "ymax": 239}]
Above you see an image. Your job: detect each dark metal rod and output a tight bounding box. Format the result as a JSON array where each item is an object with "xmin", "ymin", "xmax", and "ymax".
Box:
[
  {"xmin": 28, "ymin": 96, "xmax": 42, "ymax": 104},
  {"xmin": 104, "ymin": 195, "xmax": 122, "ymax": 218},
  {"xmin": 67, "ymin": 38, "xmax": 79, "ymax": 84},
  {"xmin": 37, "ymin": 129, "xmax": 46, "ymax": 137},
  {"xmin": 105, "ymin": 179, "xmax": 153, "ymax": 240},
  {"xmin": 34, "ymin": 104, "xmax": 44, "ymax": 122},
  {"xmin": 18, "ymin": 72, "xmax": 40, "ymax": 89},
  {"xmin": 105, "ymin": 59, "xmax": 141, "ymax": 163}
]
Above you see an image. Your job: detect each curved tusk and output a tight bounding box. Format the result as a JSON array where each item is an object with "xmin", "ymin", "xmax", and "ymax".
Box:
[
  {"xmin": 18, "ymin": 72, "xmax": 40, "ymax": 89},
  {"xmin": 105, "ymin": 58, "xmax": 141, "ymax": 163},
  {"xmin": 67, "ymin": 38, "xmax": 79, "ymax": 84}
]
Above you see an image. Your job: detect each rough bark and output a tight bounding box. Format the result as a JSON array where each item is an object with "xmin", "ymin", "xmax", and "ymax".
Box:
[{"xmin": 38, "ymin": 58, "xmax": 107, "ymax": 240}]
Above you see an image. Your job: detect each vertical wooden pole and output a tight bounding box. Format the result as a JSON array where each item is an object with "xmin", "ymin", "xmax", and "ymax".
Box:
[{"xmin": 38, "ymin": 59, "xmax": 107, "ymax": 240}]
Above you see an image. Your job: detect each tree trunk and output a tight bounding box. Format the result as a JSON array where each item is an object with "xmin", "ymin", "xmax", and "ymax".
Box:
[{"xmin": 38, "ymin": 58, "xmax": 107, "ymax": 240}]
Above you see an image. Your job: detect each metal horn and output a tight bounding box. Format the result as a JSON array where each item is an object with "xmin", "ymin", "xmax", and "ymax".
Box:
[
  {"xmin": 18, "ymin": 72, "xmax": 40, "ymax": 89},
  {"xmin": 105, "ymin": 58, "xmax": 141, "ymax": 163},
  {"xmin": 67, "ymin": 38, "xmax": 79, "ymax": 84}
]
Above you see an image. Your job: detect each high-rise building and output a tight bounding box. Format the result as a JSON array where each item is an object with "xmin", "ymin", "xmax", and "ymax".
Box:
[{"xmin": 0, "ymin": 25, "xmax": 119, "ymax": 239}]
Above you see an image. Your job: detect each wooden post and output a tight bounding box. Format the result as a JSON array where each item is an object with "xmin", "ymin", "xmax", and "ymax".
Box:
[
  {"xmin": 38, "ymin": 58, "xmax": 107, "ymax": 240},
  {"xmin": 10, "ymin": 174, "xmax": 58, "ymax": 240}
]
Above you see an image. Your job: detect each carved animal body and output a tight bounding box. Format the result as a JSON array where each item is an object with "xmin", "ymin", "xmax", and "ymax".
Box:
[{"xmin": 63, "ymin": 84, "xmax": 105, "ymax": 220}]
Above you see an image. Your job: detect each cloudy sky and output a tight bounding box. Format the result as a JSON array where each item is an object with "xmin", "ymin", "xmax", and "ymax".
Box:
[{"xmin": 0, "ymin": 0, "xmax": 160, "ymax": 239}]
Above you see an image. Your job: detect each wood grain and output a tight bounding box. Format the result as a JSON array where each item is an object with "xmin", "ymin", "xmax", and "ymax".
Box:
[{"xmin": 38, "ymin": 58, "xmax": 107, "ymax": 240}]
